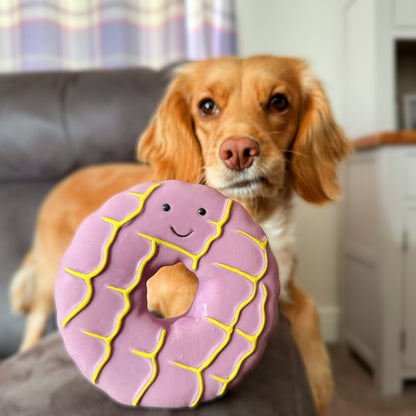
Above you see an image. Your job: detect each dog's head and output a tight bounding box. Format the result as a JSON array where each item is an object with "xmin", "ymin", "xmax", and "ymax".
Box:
[{"xmin": 138, "ymin": 56, "xmax": 352, "ymax": 206}]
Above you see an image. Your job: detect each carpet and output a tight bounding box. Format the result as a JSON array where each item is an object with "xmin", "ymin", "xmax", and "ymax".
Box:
[{"xmin": 325, "ymin": 345, "xmax": 416, "ymax": 415}]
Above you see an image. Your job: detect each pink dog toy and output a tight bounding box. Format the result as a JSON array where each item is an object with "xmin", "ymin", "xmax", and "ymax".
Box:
[{"xmin": 55, "ymin": 180, "xmax": 279, "ymax": 408}]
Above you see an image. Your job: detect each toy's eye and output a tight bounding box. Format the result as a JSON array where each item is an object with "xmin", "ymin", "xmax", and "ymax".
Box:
[
  {"xmin": 198, "ymin": 208, "xmax": 206, "ymax": 216},
  {"xmin": 162, "ymin": 204, "xmax": 170, "ymax": 212}
]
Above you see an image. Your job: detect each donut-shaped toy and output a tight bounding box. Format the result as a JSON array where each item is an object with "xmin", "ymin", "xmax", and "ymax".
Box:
[{"xmin": 55, "ymin": 180, "xmax": 279, "ymax": 408}]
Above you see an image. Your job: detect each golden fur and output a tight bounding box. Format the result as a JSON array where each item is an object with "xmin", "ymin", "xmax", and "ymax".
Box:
[{"xmin": 10, "ymin": 56, "xmax": 352, "ymax": 415}]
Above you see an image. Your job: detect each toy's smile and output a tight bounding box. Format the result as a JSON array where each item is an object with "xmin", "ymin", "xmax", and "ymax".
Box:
[{"xmin": 170, "ymin": 226, "xmax": 194, "ymax": 238}]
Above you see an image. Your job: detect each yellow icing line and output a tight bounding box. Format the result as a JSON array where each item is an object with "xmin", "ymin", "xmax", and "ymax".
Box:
[
  {"xmin": 171, "ymin": 362, "xmax": 204, "ymax": 407},
  {"xmin": 215, "ymin": 264, "xmax": 258, "ymax": 284},
  {"xmin": 62, "ymin": 183, "xmax": 160, "ymax": 328},
  {"xmin": 173, "ymin": 230, "xmax": 269, "ymax": 407},
  {"xmin": 82, "ymin": 240, "xmax": 157, "ymax": 384},
  {"xmin": 216, "ymin": 233, "xmax": 268, "ymax": 284},
  {"xmin": 235, "ymin": 329, "xmax": 257, "ymax": 342},
  {"xmin": 212, "ymin": 374, "xmax": 228, "ymax": 387},
  {"xmin": 138, "ymin": 199, "xmax": 233, "ymax": 270},
  {"xmin": 206, "ymin": 318, "xmax": 233, "ymax": 334},
  {"xmin": 236, "ymin": 229, "xmax": 268, "ymax": 249},
  {"xmin": 132, "ymin": 329, "xmax": 167, "ymax": 406},
  {"xmin": 137, "ymin": 234, "xmax": 199, "ymax": 267},
  {"xmin": 213, "ymin": 284, "xmax": 268, "ymax": 395},
  {"xmin": 197, "ymin": 199, "xmax": 233, "ymax": 268}
]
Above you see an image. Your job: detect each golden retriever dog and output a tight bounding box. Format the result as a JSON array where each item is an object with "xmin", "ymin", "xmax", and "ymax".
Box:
[{"xmin": 10, "ymin": 55, "xmax": 351, "ymax": 414}]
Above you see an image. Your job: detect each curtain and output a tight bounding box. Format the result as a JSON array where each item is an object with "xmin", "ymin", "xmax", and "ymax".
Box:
[{"xmin": 0, "ymin": 0, "xmax": 237, "ymax": 72}]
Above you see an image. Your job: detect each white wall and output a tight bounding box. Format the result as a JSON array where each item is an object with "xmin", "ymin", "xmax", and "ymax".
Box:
[{"xmin": 235, "ymin": 0, "xmax": 346, "ymax": 342}]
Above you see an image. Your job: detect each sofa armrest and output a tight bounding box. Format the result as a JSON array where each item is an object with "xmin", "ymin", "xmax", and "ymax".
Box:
[{"xmin": 0, "ymin": 317, "xmax": 317, "ymax": 416}]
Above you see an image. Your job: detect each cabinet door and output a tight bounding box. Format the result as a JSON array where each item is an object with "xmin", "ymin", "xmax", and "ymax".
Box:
[
  {"xmin": 393, "ymin": 0, "xmax": 416, "ymax": 27},
  {"xmin": 404, "ymin": 208, "xmax": 416, "ymax": 367}
]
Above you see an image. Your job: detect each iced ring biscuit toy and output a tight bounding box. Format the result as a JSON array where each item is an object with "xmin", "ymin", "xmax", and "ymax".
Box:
[{"xmin": 55, "ymin": 180, "xmax": 279, "ymax": 408}]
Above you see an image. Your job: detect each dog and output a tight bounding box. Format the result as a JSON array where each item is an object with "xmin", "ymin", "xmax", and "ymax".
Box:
[{"xmin": 10, "ymin": 55, "xmax": 352, "ymax": 415}]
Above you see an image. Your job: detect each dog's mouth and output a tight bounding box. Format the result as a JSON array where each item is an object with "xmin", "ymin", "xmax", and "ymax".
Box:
[
  {"xmin": 171, "ymin": 226, "xmax": 194, "ymax": 238},
  {"xmin": 225, "ymin": 176, "xmax": 268, "ymax": 189},
  {"xmin": 219, "ymin": 176, "xmax": 269, "ymax": 192}
]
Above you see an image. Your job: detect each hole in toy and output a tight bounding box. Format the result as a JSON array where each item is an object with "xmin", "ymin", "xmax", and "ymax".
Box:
[{"xmin": 147, "ymin": 262, "xmax": 198, "ymax": 319}]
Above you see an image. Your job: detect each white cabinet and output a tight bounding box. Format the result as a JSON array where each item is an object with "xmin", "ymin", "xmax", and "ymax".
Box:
[
  {"xmin": 342, "ymin": 0, "xmax": 416, "ymax": 395},
  {"xmin": 343, "ymin": 0, "xmax": 416, "ymax": 138},
  {"xmin": 341, "ymin": 137, "xmax": 416, "ymax": 395},
  {"xmin": 403, "ymin": 206, "xmax": 416, "ymax": 369}
]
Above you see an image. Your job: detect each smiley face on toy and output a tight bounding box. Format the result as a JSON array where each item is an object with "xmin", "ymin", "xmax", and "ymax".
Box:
[
  {"xmin": 136, "ymin": 182, "xmax": 233, "ymax": 260},
  {"xmin": 161, "ymin": 202, "xmax": 206, "ymax": 238}
]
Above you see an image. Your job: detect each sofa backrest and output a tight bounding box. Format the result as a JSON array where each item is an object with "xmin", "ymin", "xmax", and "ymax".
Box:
[{"xmin": 0, "ymin": 65, "xmax": 175, "ymax": 181}]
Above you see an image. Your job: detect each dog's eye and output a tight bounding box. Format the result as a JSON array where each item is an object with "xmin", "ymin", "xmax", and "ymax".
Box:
[
  {"xmin": 199, "ymin": 98, "xmax": 219, "ymax": 117},
  {"xmin": 269, "ymin": 94, "xmax": 289, "ymax": 112}
]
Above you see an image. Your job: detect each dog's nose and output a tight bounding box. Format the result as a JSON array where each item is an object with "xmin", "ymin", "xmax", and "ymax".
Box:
[{"xmin": 219, "ymin": 136, "xmax": 260, "ymax": 171}]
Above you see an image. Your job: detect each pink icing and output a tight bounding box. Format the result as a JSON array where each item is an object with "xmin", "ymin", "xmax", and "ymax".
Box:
[{"xmin": 55, "ymin": 180, "xmax": 279, "ymax": 408}]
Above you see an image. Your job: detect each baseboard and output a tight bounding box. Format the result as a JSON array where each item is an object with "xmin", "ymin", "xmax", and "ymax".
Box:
[{"xmin": 318, "ymin": 306, "xmax": 340, "ymax": 344}]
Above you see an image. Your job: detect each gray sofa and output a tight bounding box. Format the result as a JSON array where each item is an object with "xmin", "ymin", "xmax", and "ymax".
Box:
[
  {"xmin": 0, "ymin": 65, "xmax": 317, "ymax": 415},
  {"xmin": 0, "ymin": 66, "xmax": 173, "ymax": 355}
]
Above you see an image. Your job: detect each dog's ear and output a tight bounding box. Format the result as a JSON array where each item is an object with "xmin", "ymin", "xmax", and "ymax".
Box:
[
  {"xmin": 137, "ymin": 72, "xmax": 203, "ymax": 183},
  {"xmin": 291, "ymin": 64, "xmax": 352, "ymax": 205}
]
